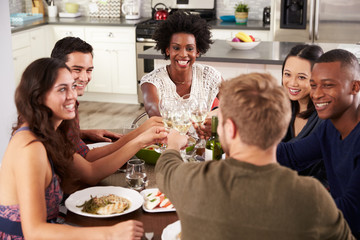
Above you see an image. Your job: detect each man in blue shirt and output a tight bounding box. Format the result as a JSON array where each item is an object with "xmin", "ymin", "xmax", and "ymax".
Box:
[{"xmin": 277, "ymin": 49, "xmax": 360, "ymax": 238}]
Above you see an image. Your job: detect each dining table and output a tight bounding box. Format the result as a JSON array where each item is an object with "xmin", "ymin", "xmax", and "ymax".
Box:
[{"xmin": 64, "ymin": 162, "xmax": 179, "ymax": 240}]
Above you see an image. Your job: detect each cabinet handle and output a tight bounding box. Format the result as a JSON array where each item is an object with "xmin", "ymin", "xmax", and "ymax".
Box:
[
  {"xmin": 66, "ymin": 31, "xmax": 74, "ymax": 36},
  {"xmin": 108, "ymin": 32, "xmax": 114, "ymax": 38},
  {"xmin": 32, "ymin": 37, "xmax": 36, "ymax": 40},
  {"xmin": 13, "ymin": 57, "xmax": 17, "ymax": 61}
]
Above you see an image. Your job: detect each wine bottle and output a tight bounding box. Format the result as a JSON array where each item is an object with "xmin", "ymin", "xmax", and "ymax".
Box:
[{"xmin": 205, "ymin": 116, "xmax": 223, "ymax": 161}]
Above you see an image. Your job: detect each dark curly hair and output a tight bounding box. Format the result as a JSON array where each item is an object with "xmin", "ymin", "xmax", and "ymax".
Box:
[
  {"xmin": 153, "ymin": 11, "xmax": 213, "ymax": 60},
  {"xmin": 13, "ymin": 58, "xmax": 77, "ymax": 184},
  {"xmin": 282, "ymin": 44, "xmax": 324, "ymax": 119}
]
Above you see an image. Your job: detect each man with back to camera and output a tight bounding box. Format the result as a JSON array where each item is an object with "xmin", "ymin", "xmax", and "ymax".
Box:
[
  {"xmin": 155, "ymin": 73, "xmax": 354, "ymax": 239},
  {"xmin": 277, "ymin": 49, "xmax": 360, "ymax": 238},
  {"xmin": 51, "ymin": 37, "xmax": 163, "ymax": 162}
]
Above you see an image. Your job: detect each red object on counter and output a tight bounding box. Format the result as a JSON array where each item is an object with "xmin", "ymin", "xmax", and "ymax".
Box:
[{"xmin": 153, "ymin": 3, "xmax": 169, "ymax": 20}]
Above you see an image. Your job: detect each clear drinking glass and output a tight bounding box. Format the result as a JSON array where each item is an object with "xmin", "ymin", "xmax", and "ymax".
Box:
[
  {"xmin": 171, "ymin": 96, "xmax": 192, "ymax": 160},
  {"xmin": 125, "ymin": 159, "xmax": 147, "ymax": 191}
]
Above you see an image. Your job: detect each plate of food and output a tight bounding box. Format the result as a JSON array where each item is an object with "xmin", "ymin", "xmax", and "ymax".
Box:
[
  {"xmin": 161, "ymin": 220, "xmax": 181, "ymax": 240},
  {"xmin": 65, "ymin": 186, "xmax": 143, "ymax": 218},
  {"xmin": 140, "ymin": 188, "xmax": 176, "ymax": 213}
]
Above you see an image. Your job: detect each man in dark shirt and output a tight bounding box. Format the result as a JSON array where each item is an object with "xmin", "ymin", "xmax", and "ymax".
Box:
[{"xmin": 277, "ymin": 49, "xmax": 360, "ymax": 238}]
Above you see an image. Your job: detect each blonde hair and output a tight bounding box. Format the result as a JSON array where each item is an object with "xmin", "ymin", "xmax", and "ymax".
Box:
[{"xmin": 219, "ymin": 73, "xmax": 291, "ymax": 150}]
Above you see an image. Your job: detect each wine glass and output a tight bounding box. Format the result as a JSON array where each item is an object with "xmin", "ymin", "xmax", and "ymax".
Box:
[
  {"xmin": 159, "ymin": 97, "xmax": 176, "ymax": 130},
  {"xmin": 171, "ymin": 99, "xmax": 192, "ymax": 160},
  {"xmin": 189, "ymin": 97, "xmax": 208, "ymax": 158},
  {"xmin": 189, "ymin": 98, "xmax": 208, "ymax": 127},
  {"xmin": 158, "ymin": 97, "xmax": 176, "ymax": 151}
]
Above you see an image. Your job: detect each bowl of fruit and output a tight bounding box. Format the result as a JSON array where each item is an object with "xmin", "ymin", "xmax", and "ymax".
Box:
[{"xmin": 226, "ymin": 32, "xmax": 261, "ymax": 50}]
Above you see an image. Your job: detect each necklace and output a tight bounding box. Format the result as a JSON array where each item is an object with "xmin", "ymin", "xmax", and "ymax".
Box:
[{"xmin": 167, "ymin": 65, "xmax": 186, "ymax": 85}]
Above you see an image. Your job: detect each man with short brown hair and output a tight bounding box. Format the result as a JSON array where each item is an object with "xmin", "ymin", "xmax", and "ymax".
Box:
[{"xmin": 156, "ymin": 73, "xmax": 354, "ymax": 240}]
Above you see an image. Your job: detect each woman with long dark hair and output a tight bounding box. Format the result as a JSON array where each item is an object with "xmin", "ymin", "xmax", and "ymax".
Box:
[
  {"xmin": 0, "ymin": 58, "xmax": 160, "ymax": 239},
  {"xmin": 281, "ymin": 45, "xmax": 327, "ymax": 186}
]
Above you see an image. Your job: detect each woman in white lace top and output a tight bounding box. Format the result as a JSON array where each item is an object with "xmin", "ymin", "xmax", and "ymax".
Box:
[{"xmin": 140, "ymin": 11, "xmax": 223, "ymax": 120}]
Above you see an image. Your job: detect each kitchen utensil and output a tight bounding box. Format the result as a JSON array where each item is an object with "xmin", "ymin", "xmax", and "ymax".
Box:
[
  {"xmin": 153, "ymin": 3, "xmax": 169, "ymax": 20},
  {"xmin": 121, "ymin": 0, "xmax": 141, "ymax": 20}
]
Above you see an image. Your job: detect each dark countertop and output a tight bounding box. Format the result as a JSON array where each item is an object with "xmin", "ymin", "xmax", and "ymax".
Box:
[
  {"xmin": 138, "ymin": 40, "xmax": 360, "ymax": 65},
  {"xmin": 11, "ymin": 16, "xmax": 269, "ymax": 33}
]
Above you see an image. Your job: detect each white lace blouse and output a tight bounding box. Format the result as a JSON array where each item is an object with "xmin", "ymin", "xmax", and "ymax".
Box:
[{"xmin": 140, "ymin": 63, "xmax": 222, "ymax": 111}]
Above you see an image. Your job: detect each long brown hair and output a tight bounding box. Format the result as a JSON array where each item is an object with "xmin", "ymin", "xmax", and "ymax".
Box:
[{"xmin": 13, "ymin": 58, "xmax": 78, "ymax": 182}]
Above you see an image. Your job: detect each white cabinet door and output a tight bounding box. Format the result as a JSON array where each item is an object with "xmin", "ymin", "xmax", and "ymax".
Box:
[
  {"xmin": 85, "ymin": 27, "xmax": 137, "ymax": 94},
  {"xmin": 88, "ymin": 42, "xmax": 137, "ymax": 94},
  {"xmin": 12, "ymin": 47, "xmax": 31, "ymax": 87},
  {"xmin": 52, "ymin": 26, "xmax": 85, "ymax": 40},
  {"xmin": 12, "ymin": 31, "xmax": 31, "ymax": 86},
  {"xmin": 30, "ymin": 27, "xmax": 47, "ymax": 60}
]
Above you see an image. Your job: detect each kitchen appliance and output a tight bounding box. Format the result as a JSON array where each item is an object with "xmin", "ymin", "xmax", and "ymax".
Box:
[
  {"xmin": 273, "ymin": 0, "xmax": 360, "ymax": 43},
  {"xmin": 263, "ymin": 6, "xmax": 270, "ymax": 24},
  {"xmin": 153, "ymin": 3, "xmax": 169, "ymax": 20},
  {"xmin": 121, "ymin": 0, "xmax": 141, "ymax": 19},
  {"xmin": 136, "ymin": 0, "xmax": 216, "ymax": 104}
]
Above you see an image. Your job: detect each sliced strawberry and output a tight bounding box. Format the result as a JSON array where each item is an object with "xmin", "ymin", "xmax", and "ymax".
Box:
[{"xmin": 249, "ymin": 35, "xmax": 255, "ymax": 42}]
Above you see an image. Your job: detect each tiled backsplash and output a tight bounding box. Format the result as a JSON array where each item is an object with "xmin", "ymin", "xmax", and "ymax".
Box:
[{"xmin": 9, "ymin": 0, "xmax": 270, "ymax": 20}]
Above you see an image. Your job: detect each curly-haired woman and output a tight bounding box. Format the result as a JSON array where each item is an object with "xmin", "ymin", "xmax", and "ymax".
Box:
[
  {"xmin": 140, "ymin": 11, "xmax": 223, "ymax": 121},
  {"xmin": 0, "ymin": 58, "xmax": 167, "ymax": 239}
]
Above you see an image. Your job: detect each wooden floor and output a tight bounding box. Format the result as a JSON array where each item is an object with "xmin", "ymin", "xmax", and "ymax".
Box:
[{"xmin": 78, "ymin": 101, "xmax": 145, "ymax": 130}]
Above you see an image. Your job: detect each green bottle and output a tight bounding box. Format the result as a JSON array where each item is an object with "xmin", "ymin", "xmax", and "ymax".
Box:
[{"xmin": 205, "ymin": 116, "xmax": 223, "ymax": 161}]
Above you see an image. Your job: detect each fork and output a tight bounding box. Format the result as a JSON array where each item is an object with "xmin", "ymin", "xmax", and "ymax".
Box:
[{"xmin": 145, "ymin": 232, "xmax": 154, "ymax": 240}]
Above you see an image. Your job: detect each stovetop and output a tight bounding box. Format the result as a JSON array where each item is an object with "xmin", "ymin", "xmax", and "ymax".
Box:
[{"xmin": 136, "ymin": 9, "xmax": 216, "ymax": 40}]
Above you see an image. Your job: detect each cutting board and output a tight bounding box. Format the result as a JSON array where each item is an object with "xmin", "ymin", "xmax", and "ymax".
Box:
[{"xmin": 32, "ymin": 0, "xmax": 45, "ymax": 15}]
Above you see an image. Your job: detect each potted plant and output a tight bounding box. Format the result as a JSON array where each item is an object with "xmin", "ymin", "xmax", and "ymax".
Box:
[{"xmin": 234, "ymin": 2, "xmax": 249, "ymax": 25}]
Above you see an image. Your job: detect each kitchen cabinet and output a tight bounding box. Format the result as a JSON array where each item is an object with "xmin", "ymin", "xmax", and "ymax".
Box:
[
  {"xmin": 51, "ymin": 25, "xmax": 85, "ymax": 40},
  {"xmin": 85, "ymin": 27, "xmax": 137, "ymax": 94},
  {"xmin": 11, "ymin": 26, "xmax": 48, "ymax": 86},
  {"xmin": 211, "ymin": 29, "xmax": 271, "ymax": 41}
]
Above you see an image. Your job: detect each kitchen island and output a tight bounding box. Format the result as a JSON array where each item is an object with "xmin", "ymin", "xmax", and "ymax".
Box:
[{"xmin": 138, "ymin": 40, "xmax": 360, "ymax": 83}]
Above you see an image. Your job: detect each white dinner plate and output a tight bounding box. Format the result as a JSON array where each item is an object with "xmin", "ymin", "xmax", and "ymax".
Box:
[
  {"xmin": 65, "ymin": 186, "xmax": 143, "ymax": 218},
  {"xmin": 140, "ymin": 188, "xmax": 176, "ymax": 213},
  {"xmin": 87, "ymin": 142, "xmax": 112, "ymax": 150},
  {"xmin": 161, "ymin": 220, "xmax": 181, "ymax": 240}
]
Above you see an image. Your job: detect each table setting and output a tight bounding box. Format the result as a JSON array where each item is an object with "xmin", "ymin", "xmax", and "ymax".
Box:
[{"xmin": 64, "ymin": 93, "xmax": 213, "ymax": 239}]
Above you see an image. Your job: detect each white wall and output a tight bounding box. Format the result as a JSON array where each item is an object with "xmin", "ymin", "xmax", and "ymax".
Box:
[{"xmin": 0, "ymin": 1, "xmax": 17, "ymax": 163}]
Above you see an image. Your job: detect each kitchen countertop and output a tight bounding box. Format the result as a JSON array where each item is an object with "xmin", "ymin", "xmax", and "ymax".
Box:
[
  {"xmin": 138, "ymin": 40, "xmax": 360, "ymax": 65},
  {"xmin": 11, "ymin": 16, "xmax": 269, "ymax": 33},
  {"xmin": 11, "ymin": 16, "xmax": 151, "ymax": 33}
]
